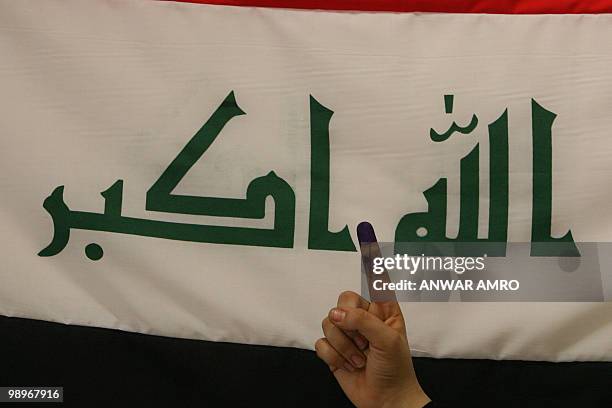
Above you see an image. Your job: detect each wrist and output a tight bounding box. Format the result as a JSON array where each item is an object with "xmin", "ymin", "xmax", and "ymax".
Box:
[{"xmin": 382, "ymin": 385, "xmax": 431, "ymax": 408}]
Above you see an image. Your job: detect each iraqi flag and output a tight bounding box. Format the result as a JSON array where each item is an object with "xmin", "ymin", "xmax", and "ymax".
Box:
[{"xmin": 1, "ymin": 2, "xmax": 612, "ymax": 399}]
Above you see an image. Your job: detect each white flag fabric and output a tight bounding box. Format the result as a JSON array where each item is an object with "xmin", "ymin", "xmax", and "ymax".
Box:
[{"xmin": 1, "ymin": 0, "xmax": 611, "ymax": 361}]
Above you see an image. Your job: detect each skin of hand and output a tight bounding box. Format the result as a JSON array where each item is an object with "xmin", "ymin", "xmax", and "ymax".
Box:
[
  {"xmin": 315, "ymin": 292, "xmax": 430, "ymax": 408},
  {"xmin": 315, "ymin": 223, "xmax": 430, "ymax": 408}
]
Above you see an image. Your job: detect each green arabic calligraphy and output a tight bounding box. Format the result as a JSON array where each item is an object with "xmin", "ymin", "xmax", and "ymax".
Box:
[
  {"xmin": 396, "ymin": 98, "xmax": 577, "ymax": 257},
  {"xmin": 38, "ymin": 92, "xmax": 297, "ymax": 259},
  {"xmin": 395, "ymin": 110, "xmax": 509, "ymax": 256},
  {"xmin": 38, "ymin": 94, "xmax": 577, "ymax": 260},
  {"xmin": 308, "ymin": 96, "xmax": 356, "ymax": 252},
  {"xmin": 430, "ymin": 95, "xmax": 479, "ymax": 142},
  {"xmin": 530, "ymin": 100, "xmax": 579, "ymax": 257}
]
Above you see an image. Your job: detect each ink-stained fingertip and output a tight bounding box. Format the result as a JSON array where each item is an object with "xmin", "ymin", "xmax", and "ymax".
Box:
[{"xmin": 357, "ymin": 222, "xmax": 377, "ymax": 245}]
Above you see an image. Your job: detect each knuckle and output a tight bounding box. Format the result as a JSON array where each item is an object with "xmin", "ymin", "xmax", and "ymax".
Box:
[
  {"xmin": 321, "ymin": 317, "xmax": 331, "ymax": 332},
  {"xmin": 338, "ymin": 290, "xmax": 358, "ymax": 304},
  {"xmin": 314, "ymin": 338, "xmax": 326, "ymax": 354}
]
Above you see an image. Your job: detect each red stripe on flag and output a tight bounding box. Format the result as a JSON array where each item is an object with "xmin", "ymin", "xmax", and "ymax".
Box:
[{"xmin": 162, "ymin": 0, "xmax": 612, "ymax": 14}]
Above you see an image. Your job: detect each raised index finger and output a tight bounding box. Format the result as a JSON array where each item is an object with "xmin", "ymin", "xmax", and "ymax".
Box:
[{"xmin": 356, "ymin": 222, "xmax": 401, "ymax": 319}]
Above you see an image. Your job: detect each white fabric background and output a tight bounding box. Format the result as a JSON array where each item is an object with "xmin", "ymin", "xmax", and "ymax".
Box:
[{"xmin": 0, "ymin": 0, "xmax": 611, "ymax": 361}]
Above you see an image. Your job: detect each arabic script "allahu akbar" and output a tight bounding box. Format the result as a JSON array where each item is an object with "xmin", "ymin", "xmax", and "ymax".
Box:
[{"xmin": 38, "ymin": 92, "xmax": 579, "ymax": 260}]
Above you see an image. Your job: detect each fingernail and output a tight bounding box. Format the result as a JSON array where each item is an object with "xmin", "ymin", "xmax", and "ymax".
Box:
[
  {"xmin": 351, "ymin": 355, "xmax": 365, "ymax": 368},
  {"xmin": 329, "ymin": 365, "xmax": 336, "ymax": 372},
  {"xmin": 354, "ymin": 336, "xmax": 368, "ymax": 351},
  {"xmin": 357, "ymin": 222, "xmax": 377, "ymax": 245},
  {"xmin": 343, "ymin": 362, "xmax": 355, "ymax": 372},
  {"xmin": 330, "ymin": 308, "xmax": 346, "ymax": 322}
]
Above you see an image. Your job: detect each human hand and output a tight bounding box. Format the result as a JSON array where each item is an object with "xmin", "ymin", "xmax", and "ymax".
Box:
[{"xmin": 315, "ymin": 222, "xmax": 430, "ymax": 408}]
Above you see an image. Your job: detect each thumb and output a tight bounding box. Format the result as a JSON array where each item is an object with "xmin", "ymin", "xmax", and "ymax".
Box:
[{"xmin": 328, "ymin": 306, "xmax": 401, "ymax": 350}]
